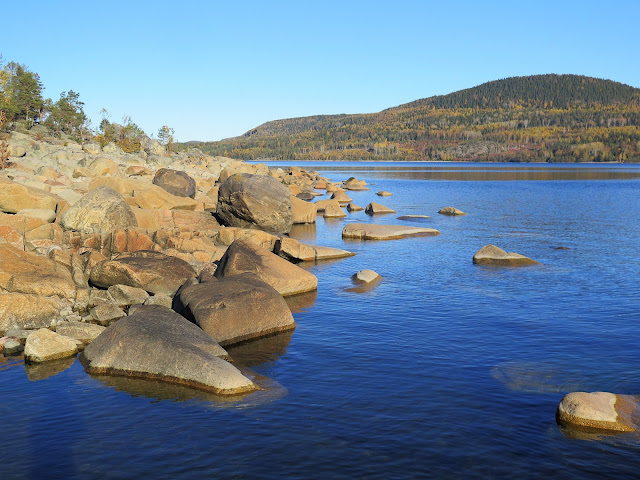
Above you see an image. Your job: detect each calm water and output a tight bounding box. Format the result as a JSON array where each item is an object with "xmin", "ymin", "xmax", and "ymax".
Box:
[{"xmin": 2, "ymin": 162, "xmax": 640, "ymax": 479}]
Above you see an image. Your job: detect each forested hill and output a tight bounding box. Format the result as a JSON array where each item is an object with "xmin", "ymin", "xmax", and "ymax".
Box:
[{"xmin": 183, "ymin": 75, "xmax": 640, "ymax": 162}]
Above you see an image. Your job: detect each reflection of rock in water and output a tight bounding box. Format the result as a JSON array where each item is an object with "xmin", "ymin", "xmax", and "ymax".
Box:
[
  {"xmin": 284, "ymin": 290, "xmax": 317, "ymax": 313},
  {"xmin": 557, "ymin": 423, "xmax": 640, "ymax": 444},
  {"xmin": 491, "ymin": 361, "xmax": 584, "ymax": 393},
  {"xmin": 289, "ymin": 223, "xmax": 317, "ymax": 242},
  {"xmin": 226, "ymin": 329, "xmax": 294, "ymax": 368},
  {"xmin": 0, "ymin": 354, "xmax": 24, "ymax": 372},
  {"xmin": 92, "ymin": 368, "xmax": 288, "ymax": 408},
  {"xmin": 25, "ymin": 355, "xmax": 77, "ymax": 381}
]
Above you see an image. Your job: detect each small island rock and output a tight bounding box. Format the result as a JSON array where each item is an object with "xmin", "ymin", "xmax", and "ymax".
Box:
[
  {"xmin": 439, "ymin": 206, "xmax": 466, "ymax": 216},
  {"xmin": 556, "ymin": 392, "xmax": 638, "ymax": 432},
  {"xmin": 472, "ymin": 244, "xmax": 540, "ymax": 267}
]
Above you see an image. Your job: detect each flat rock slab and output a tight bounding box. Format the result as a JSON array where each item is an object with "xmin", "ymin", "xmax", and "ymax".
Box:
[
  {"xmin": 274, "ymin": 237, "xmax": 355, "ymax": 262},
  {"xmin": 55, "ymin": 322, "xmax": 106, "ymax": 346},
  {"xmin": 342, "ymin": 223, "xmax": 440, "ymax": 240},
  {"xmin": 376, "ymin": 191, "xmax": 392, "ymax": 196},
  {"xmin": 215, "ymin": 238, "xmax": 318, "ymax": 296},
  {"xmin": 24, "ymin": 328, "xmax": 78, "ymax": 363},
  {"xmin": 179, "ymin": 273, "xmax": 295, "ymax": 346},
  {"xmin": 397, "ymin": 215, "xmax": 431, "ymax": 221},
  {"xmin": 81, "ymin": 305, "xmax": 256, "ymax": 395},
  {"xmin": 347, "ymin": 203, "xmax": 363, "ymax": 212},
  {"xmin": 90, "ymin": 250, "xmax": 197, "ymax": 296},
  {"xmin": 556, "ymin": 392, "xmax": 638, "ymax": 432},
  {"xmin": 473, "ymin": 244, "xmax": 540, "ymax": 267}
]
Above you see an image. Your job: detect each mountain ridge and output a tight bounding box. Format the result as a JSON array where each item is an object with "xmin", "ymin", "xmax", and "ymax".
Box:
[{"xmin": 182, "ymin": 74, "xmax": 640, "ymax": 163}]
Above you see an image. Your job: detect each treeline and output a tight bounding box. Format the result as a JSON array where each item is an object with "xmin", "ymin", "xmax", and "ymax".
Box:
[
  {"xmin": 185, "ymin": 75, "xmax": 640, "ymax": 162},
  {"xmin": 0, "ymin": 54, "xmax": 175, "ymax": 154}
]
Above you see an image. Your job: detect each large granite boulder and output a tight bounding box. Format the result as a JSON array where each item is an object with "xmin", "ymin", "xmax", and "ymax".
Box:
[
  {"xmin": 178, "ymin": 273, "xmax": 296, "ymax": 346},
  {"xmin": 0, "ymin": 177, "xmax": 60, "ymax": 213},
  {"xmin": 90, "ymin": 250, "xmax": 197, "ymax": 296},
  {"xmin": 472, "ymin": 245, "xmax": 540, "ymax": 267},
  {"xmin": 24, "ymin": 328, "xmax": 78, "ymax": 363},
  {"xmin": 215, "ymin": 239, "xmax": 318, "ymax": 296},
  {"xmin": 0, "ymin": 244, "xmax": 76, "ymax": 300},
  {"xmin": 217, "ymin": 173, "xmax": 293, "ymax": 234},
  {"xmin": 556, "ymin": 392, "xmax": 638, "ymax": 432},
  {"xmin": 81, "ymin": 305, "xmax": 256, "ymax": 395},
  {"xmin": 0, "ymin": 293, "xmax": 65, "ymax": 335},
  {"xmin": 153, "ymin": 168, "xmax": 197, "ymax": 198},
  {"xmin": 291, "ymin": 195, "xmax": 316, "ymax": 224},
  {"xmin": 60, "ymin": 186, "xmax": 138, "ymax": 234},
  {"xmin": 342, "ymin": 223, "xmax": 440, "ymax": 240}
]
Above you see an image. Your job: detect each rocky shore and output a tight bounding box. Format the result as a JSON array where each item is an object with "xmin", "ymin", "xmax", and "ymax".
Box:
[{"xmin": 0, "ymin": 127, "xmax": 635, "ymax": 432}]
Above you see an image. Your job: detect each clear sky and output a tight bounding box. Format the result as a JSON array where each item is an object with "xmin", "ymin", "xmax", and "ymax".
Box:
[{"xmin": 2, "ymin": 0, "xmax": 639, "ymax": 142}]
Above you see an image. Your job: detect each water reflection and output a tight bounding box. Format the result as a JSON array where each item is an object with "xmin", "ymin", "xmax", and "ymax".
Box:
[
  {"xmin": 227, "ymin": 329, "xmax": 294, "ymax": 367},
  {"xmin": 284, "ymin": 290, "xmax": 317, "ymax": 313},
  {"xmin": 261, "ymin": 161, "xmax": 640, "ymax": 181},
  {"xmin": 289, "ymin": 223, "xmax": 317, "ymax": 242},
  {"xmin": 25, "ymin": 356, "xmax": 76, "ymax": 381}
]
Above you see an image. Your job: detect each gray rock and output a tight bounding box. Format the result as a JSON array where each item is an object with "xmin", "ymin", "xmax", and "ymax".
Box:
[
  {"xmin": 107, "ymin": 284, "xmax": 150, "ymax": 306},
  {"xmin": 24, "ymin": 328, "xmax": 78, "ymax": 363},
  {"xmin": 60, "ymin": 186, "xmax": 138, "ymax": 234},
  {"xmin": 217, "ymin": 173, "xmax": 293, "ymax": 234},
  {"xmin": 179, "ymin": 273, "xmax": 296, "ymax": 346},
  {"xmin": 153, "ymin": 168, "xmax": 197, "ymax": 198},
  {"xmin": 56, "ymin": 322, "xmax": 106, "ymax": 346},
  {"xmin": 90, "ymin": 305, "xmax": 126, "ymax": 326},
  {"xmin": 143, "ymin": 294, "xmax": 173, "ymax": 309},
  {"xmin": 81, "ymin": 305, "xmax": 256, "ymax": 395},
  {"xmin": 89, "ymin": 251, "xmax": 197, "ymax": 296}
]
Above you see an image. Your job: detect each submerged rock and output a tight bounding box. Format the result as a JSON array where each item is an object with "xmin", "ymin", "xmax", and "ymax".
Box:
[
  {"xmin": 472, "ymin": 244, "xmax": 540, "ymax": 267},
  {"xmin": 438, "ymin": 206, "xmax": 466, "ymax": 216},
  {"xmin": 215, "ymin": 238, "xmax": 318, "ymax": 296},
  {"xmin": 179, "ymin": 273, "xmax": 295, "ymax": 346},
  {"xmin": 81, "ymin": 305, "xmax": 256, "ymax": 395},
  {"xmin": 342, "ymin": 223, "xmax": 440, "ymax": 240},
  {"xmin": 556, "ymin": 392, "xmax": 638, "ymax": 432}
]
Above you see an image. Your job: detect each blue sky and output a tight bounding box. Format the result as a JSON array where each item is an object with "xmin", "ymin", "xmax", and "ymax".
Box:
[{"xmin": 2, "ymin": 0, "xmax": 639, "ymax": 142}]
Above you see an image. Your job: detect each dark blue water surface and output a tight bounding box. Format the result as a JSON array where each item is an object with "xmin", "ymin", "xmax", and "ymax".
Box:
[{"xmin": 2, "ymin": 162, "xmax": 640, "ymax": 479}]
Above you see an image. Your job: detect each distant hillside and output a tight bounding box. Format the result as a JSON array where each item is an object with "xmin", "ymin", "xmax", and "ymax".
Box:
[{"xmin": 182, "ymin": 75, "xmax": 640, "ymax": 162}]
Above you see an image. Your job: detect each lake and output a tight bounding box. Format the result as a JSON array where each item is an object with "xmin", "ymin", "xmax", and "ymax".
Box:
[{"xmin": 2, "ymin": 162, "xmax": 640, "ymax": 479}]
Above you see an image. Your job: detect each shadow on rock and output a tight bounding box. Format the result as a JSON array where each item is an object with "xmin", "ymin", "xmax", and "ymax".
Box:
[{"xmin": 25, "ymin": 355, "xmax": 77, "ymax": 381}]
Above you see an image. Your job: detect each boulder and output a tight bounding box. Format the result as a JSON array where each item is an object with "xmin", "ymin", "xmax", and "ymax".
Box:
[
  {"xmin": 365, "ymin": 202, "xmax": 396, "ymax": 215},
  {"xmin": 344, "ymin": 178, "xmax": 369, "ymax": 191},
  {"xmin": 347, "ymin": 203, "xmax": 363, "ymax": 212},
  {"xmin": 439, "ymin": 206, "xmax": 466, "ymax": 216},
  {"xmin": 90, "ymin": 250, "xmax": 197, "ymax": 296},
  {"xmin": 291, "ymin": 195, "xmax": 316, "ymax": 224},
  {"xmin": 352, "ymin": 269, "xmax": 382, "ymax": 284},
  {"xmin": 132, "ymin": 185, "xmax": 199, "ymax": 210},
  {"xmin": 0, "ymin": 293, "xmax": 65, "ymax": 335},
  {"xmin": 24, "ymin": 328, "xmax": 78, "ymax": 363},
  {"xmin": 16, "ymin": 208, "xmax": 57, "ymax": 223},
  {"xmin": 472, "ymin": 245, "xmax": 540, "ymax": 267},
  {"xmin": 90, "ymin": 305, "xmax": 127, "ymax": 326},
  {"xmin": 556, "ymin": 392, "xmax": 638, "ymax": 432},
  {"xmin": 153, "ymin": 168, "xmax": 197, "ymax": 198},
  {"xmin": 215, "ymin": 238, "xmax": 318, "ymax": 296},
  {"xmin": 330, "ymin": 190, "xmax": 352, "ymax": 205},
  {"xmin": 342, "ymin": 223, "xmax": 440, "ymax": 240},
  {"xmin": 314, "ymin": 199, "xmax": 340, "ymax": 212},
  {"xmin": 0, "ymin": 244, "xmax": 76, "ymax": 300},
  {"xmin": 81, "ymin": 305, "xmax": 256, "ymax": 395},
  {"xmin": 217, "ymin": 173, "xmax": 293, "ymax": 234},
  {"xmin": 60, "ymin": 186, "xmax": 138, "ymax": 234},
  {"xmin": 179, "ymin": 273, "xmax": 296, "ymax": 346},
  {"xmin": 55, "ymin": 322, "xmax": 106, "ymax": 346},
  {"xmin": 323, "ymin": 202, "xmax": 347, "ymax": 218},
  {"xmin": 0, "ymin": 177, "xmax": 60, "ymax": 213},
  {"xmin": 376, "ymin": 191, "xmax": 392, "ymax": 196},
  {"xmin": 107, "ymin": 284, "xmax": 149, "ymax": 306}
]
